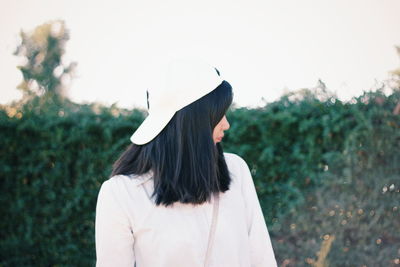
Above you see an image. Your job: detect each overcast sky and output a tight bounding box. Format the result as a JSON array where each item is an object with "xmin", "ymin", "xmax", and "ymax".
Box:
[{"xmin": 1, "ymin": 0, "xmax": 400, "ymax": 109}]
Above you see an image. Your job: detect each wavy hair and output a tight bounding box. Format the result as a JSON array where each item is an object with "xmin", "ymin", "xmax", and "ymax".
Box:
[{"xmin": 111, "ymin": 79, "xmax": 233, "ymax": 206}]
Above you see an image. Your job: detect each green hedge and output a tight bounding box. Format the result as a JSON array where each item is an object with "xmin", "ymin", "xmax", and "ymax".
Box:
[
  {"xmin": 0, "ymin": 101, "xmax": 144, "ymax": 266},
  {"xmin": 0, "ymin": 89, "xmax": 399, "ymax": 266},
  {"xmin": 261, "ymin": 90, "xmax": 400, "ymax": 266}
]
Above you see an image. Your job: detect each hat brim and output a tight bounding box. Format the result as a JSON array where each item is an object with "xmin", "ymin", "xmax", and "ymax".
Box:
[{"xmin": 130, "ymin": 109, "xmax": 176, "ymax": 145}]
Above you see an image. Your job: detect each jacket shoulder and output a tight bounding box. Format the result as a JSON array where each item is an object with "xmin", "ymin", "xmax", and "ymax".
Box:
[
  {"xmin": 223, "ymin": 152, "xmax": 250, "ymax": 175},
  {"xmin": 223, "ymin": 152, "xmax": 247, "ymax": 165}
]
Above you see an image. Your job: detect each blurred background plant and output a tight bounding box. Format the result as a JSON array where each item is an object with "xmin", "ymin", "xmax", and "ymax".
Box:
[
  {"xmin": 13, "ymin": 19, "xmax": 77, "ymax": 114},
  {"xmin": 0, "ymin": 21, "xmax": 399, "ymax": 266}
]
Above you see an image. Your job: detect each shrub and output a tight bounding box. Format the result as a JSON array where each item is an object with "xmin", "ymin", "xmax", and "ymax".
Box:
[{"xmin": 0, "ymin": 89, "xmax": 399, "ymax": 266}]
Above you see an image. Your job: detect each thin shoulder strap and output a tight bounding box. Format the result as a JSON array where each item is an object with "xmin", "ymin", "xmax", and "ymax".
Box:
[{"xmin": 204, "ymin": 192, "xmax": 220, "ymax": 267}]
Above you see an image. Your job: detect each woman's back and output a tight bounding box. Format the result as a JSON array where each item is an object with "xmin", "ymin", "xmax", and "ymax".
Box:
[{"xmin": 95, "ymin": 153, "xmax": 277, "ymax": 267}]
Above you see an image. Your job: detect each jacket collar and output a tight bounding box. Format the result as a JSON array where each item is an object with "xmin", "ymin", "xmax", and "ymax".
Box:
[{"xmin": 130, "ymin": 170, "xmax": 154, "ymax": 186}]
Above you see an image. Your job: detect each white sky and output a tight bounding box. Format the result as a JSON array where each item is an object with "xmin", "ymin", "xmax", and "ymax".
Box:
[{"xmin": 1, "ymin": 0, "xmax": 400, "ymax": 109}]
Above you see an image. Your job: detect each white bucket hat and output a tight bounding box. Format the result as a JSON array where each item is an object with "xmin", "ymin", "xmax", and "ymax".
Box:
[{"xmin": 130, "ymin": 60, "xmax": 224, "ymax": 145}]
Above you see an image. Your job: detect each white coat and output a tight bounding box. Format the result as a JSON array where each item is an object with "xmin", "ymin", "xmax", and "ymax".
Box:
[{"xmin": 95, "ymin": 152, "xmax": 277, "ymax": 267}]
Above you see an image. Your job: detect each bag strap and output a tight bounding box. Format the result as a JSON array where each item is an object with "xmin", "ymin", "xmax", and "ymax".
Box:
[{"xmin": 204, "ymin": 192, "xmax": 220, "ymax": 267}]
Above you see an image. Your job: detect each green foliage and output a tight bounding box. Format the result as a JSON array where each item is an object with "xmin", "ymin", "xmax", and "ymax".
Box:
[
  {"xmin": 0, "ymin": 88, "xmax": 399, "ymax": 266},
  {"xmin": 270, "ymin": 90, "xmax": 400, "ymax": 266},
  {"xmin": 0, "ymin": 102, "xmax": 145, "ymax": 266}
]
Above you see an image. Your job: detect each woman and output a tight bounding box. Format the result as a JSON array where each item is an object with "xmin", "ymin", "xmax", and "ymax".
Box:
[{"xmin": 95, "ymin": 60, "xmax": 277, "ymax": 267}]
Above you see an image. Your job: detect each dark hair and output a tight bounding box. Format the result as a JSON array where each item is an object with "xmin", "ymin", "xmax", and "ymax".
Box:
[{"xmin": 111, "ymin": 80, "xmax": 233, "ymax": 206}]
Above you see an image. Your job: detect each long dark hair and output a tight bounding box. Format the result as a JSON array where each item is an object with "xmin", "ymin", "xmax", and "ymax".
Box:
[{"xmin": 111, "ymin": 80, "xmax": 233, "ymax": 206}]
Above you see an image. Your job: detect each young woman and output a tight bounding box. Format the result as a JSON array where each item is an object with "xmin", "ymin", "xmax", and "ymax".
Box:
[{"xmin": 95, "ymin": 60, "xmax": 277, "ymax": 267}]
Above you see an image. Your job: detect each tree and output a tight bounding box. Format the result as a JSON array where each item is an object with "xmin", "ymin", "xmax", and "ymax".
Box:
[
  {"xmin": 14, "ymin": 20, "xmax": 76, "ymax": 105},
  {"xmin": 390, "ymin": 46, "xmax": 400, "ymax": 114}
]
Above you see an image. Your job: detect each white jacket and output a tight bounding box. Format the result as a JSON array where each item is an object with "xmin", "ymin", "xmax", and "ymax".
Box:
[{"xmin": 95, "ymin": 152, "xmax": 277, "ymax": 267}]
